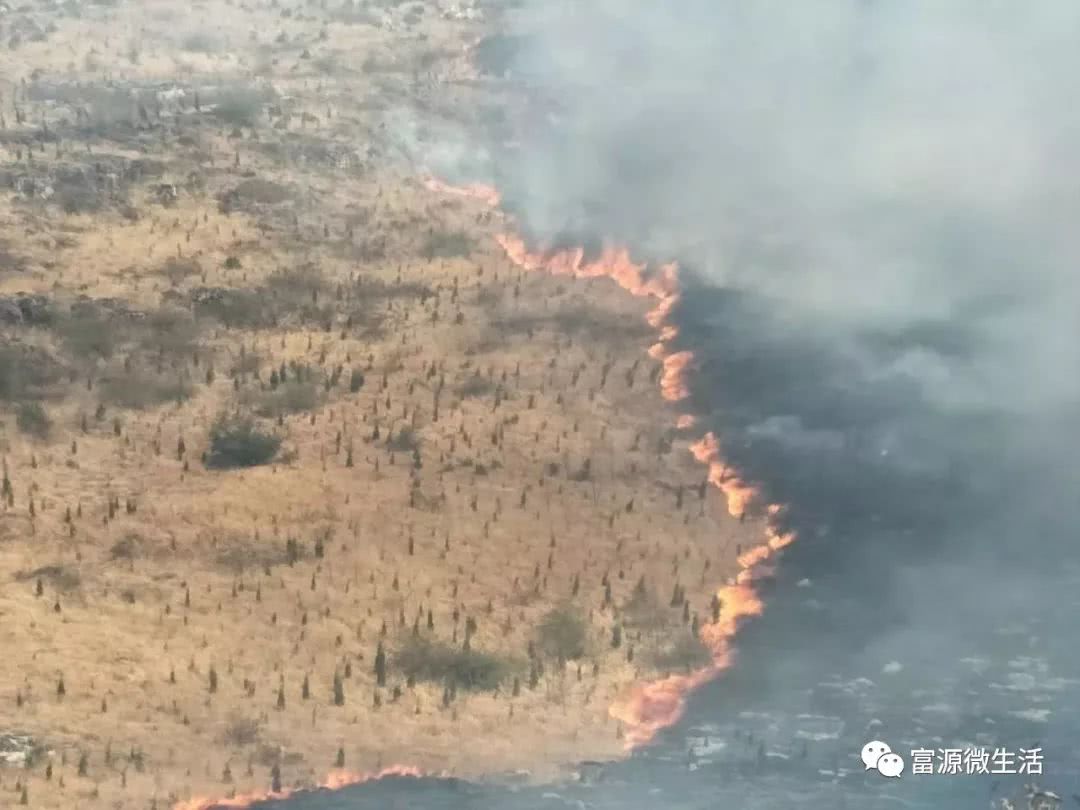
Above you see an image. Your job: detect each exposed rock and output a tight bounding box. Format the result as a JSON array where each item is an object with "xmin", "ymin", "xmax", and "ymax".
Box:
[
  {"xmin": 13, "ymin": 175, "xmax": 55, "ymax": 199},
  {"xmin": 0, "ymin": 733, "xmax": 35, "ymax": 766}
]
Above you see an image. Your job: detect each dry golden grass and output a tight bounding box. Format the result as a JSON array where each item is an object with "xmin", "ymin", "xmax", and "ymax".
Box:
[{"xmin": 0, "ymin": 1, "xmax": 765, "ymax": 808}]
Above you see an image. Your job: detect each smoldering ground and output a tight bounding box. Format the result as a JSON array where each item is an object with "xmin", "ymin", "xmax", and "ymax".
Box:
[{"xmin": 468, "ymin": 0, "xmax": 1080, "ymax": 803}]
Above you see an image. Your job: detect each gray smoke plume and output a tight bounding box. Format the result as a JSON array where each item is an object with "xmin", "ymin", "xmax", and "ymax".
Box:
[
  {"xmin": 476, "ymin": 0, "xmax": 1080, "ymax": 801},
  {"xmin": 486, "ymin": 0, "xmax": 1080, "ymax": 560},
  {"xmin": 494, "ymin": 0, "xmax": 1080, "ymax": 411}
]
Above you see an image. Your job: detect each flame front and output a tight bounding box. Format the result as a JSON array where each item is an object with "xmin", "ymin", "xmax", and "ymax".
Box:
[
  {"xmin": 490, "ymin": 217, "xmax": 798, "ymax": 751},
  {"xmin": 174, "ymin": 765, "xmax": 427, "ymax": 810},
  {"xmin": 609, "ymin": 580, "xmax": 765, "ymax": 747},
  {"xmin": 422, "ymin": 174, "xmax": 502, "ymax": 207},
  {"xmin": 355, "ymin": 176, "xmax": 798, "ymax": 764},
  {"xmin": 676, "ymin": 414, "xmax": 697, "ymax": 430}
]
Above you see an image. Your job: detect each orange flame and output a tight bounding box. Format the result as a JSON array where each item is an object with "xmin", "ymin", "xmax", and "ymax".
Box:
[
  {"xmin": 487, "ymin": 206, "xmax": 798, "ymax": 752},
  {"xmin": 676, "ymin": 414, "xmax": 697, "ymax": 430},
  {"xmin": 494, "ymin": 233, "xmax": 684, "ymax": 364},
  {"xmin": 422, "ymin": 174, "xmax": 502, "ymax": 207},
  {"xmin": 610, "ymin": 581, "xmax": 765, "ymax": 747},
  {"xmin": 689, "ymin": 432, "xmax": 762, "ymax": 520},
  {"xmin": 174, "ymin": 765, "xmax": 427, "ymax": 810},
  {"xmin": 661, "ymin": 351, "xmax": 693, "ymax": 402}
]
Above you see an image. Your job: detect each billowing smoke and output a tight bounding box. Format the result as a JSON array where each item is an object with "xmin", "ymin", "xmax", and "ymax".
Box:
[
  {"xmin": 478, "ymin": 0, "xmax": 1080, "ymax": 799},
  {"xmin": 493, "ymin": 0, "xmax": 1080, "ymax": 408}
]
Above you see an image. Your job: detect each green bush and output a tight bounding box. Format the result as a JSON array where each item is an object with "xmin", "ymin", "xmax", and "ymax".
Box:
[
  {"xmin": 456, "ymin": 373, "xmax": 493, "ymax": 398},
  {"xmin": 57, "ymin": 311, "xmax": 123, "ymax": 359},
  {"xmin": 205, "ymin": 415, "xmax": 281, "ymax": 469},
  {"xmin": 109, "ymin": 534, "xmax": 141, "ymax": 560},
  {"xmin": 15, "ymin": 401, "xmax": 51, "ymax": 438},
  {"xmin": 248, "ymin": 380, "xmax": 322, "ymax": 417},
  {"xmin": 141, "ymin": 308, "xmax": 201, "ymax": 358},
  {"xmin": 211, "ymin": 86, "xmax": 273, "ymax": 127},
  {"xmin": 227, "ymin": 178, "xmax": 291, "ymax": 206},
  {"xmin": 160, "ymin": 257, "xmax": 202, "ymax": 284},
  {"xmin": 15, "ymin": 564, "xmax": 80, "ymax": 591},
  {"xmin": 265, "ymin": 265, "xmax": 325, "ymax": 299},
  {"xmin": 192, "ymin": 287, "xmax": 273, "ymax": 329},
  {"xmin": 348, "ymin": 369, "xmax": 364, "ymax": 393},
  {"xmin": 0, "ymin": 241, "xmax": 28, "ymax": 274},
  {"xmin": 100, "ymin": 371, "xmax": 193, "ymax": 409},
  {"xmin": 386, "ymin": 425, "xmax": 419, "ymax": 452},
  {"xmin": 0, "ymin": 342, "xmax": 64, "ymax": 401},
  {"xmin": 394, "ymin": 637, "xmax": 512, "ymax": 692},
  {"xmin": 421, "ymin": 230, "xmax": 474, "ymax": 260},
  {"xmin": 536, "ymin": 605, "xmax": 587, "ymax": 661}
]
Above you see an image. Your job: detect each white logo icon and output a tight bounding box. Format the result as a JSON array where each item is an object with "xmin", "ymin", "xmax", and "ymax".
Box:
[
  {"xmin": 877, "ymin": 752, "xmax": 905, "ymax": 778},
  {"xmin": 861, "ymin": 740, "xmax": 905, "ymax": 778},
  {"xmin": 861, "ymin": 740, "xmax": 892, "ymax": 770}
]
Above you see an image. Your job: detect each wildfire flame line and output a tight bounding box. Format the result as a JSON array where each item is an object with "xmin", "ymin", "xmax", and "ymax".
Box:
[
  {"xmin": 478, "ymin": 199, "xmax": 797, "ymax": 750},
  {"xmin": 174, "ymin": 765, "xmax": 427, "ymax": 810},
  {"xmin": 422, "ymin": 174, "xmax": 502, "ymax": 208}
]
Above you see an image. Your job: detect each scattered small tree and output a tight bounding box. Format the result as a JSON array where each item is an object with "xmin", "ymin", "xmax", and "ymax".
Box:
[
  {"xmin": 332, "ymin": 671, "xmax": 345, "ymax": 706},
  {"xmin": 374, "ymin": 642, "xmax": 387, "ymax": 687}
]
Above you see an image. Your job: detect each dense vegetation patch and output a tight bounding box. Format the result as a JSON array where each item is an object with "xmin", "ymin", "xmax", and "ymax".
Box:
[
  {"xmin": 15, "ymin": 401, "xmax": 51, "ymax": 438},
  {"xmin": 205, "ymin": 415, "xmax": 281, "ymax": 469},
  {"xmin": 394, "ymin": 637, "xmax": 513, "ymax": 692},
  {"xmin": 535, "ymin": 605, "xmax": 587, "ymax": 662}
]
